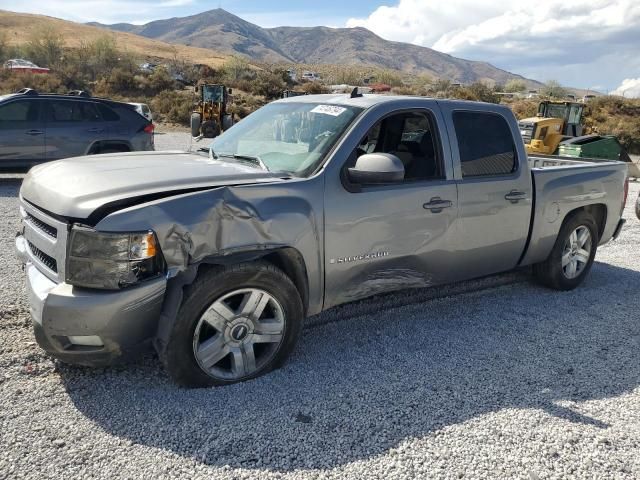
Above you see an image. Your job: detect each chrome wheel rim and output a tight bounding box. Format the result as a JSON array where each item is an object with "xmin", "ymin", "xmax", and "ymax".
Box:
[
  {"xmin": 193, "ymin": 288, "xmax": 285, "ymax": 380},
  {"xmin": 562, "ymin": 226, "xmax": 592, "ymax": 279}
]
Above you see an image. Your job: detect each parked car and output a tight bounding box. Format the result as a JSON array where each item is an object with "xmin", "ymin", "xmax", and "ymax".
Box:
[
  {"xmin": 301, "ymin": 71, "xmax": 321, "ymax": 81},
  {"xmin": 3, "ymin": 59, "xmax": 50, "ymax": 74},
  {"xmin": 0, "ymin": 89, "xmax": 154, "ymax": 168},
  {"xmin": 139, "ymin": 62, "xmax": 157, "ymax": 73},
  {"xmin": 15, "ymin": 94, "xmax": 628, "ymax": 387},
  {"xmin": 286, "ymin": 69, "xmax": 297, "ymax": 82},
  {"xmin": 128, "ymin": 102, "xmax": 153, "ymax": 122}
]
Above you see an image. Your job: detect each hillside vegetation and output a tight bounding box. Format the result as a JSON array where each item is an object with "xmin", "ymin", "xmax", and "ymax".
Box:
[
  {"xmin": 90, "ymin": 8, "xmax": 540, "ymax": 87},
  {"xmin": 0, "ymin": 10, "xmax": 228, "ymax": 67},
  {"xmin": 0, "ymin": 13, "xmax": 637, "ymax": 154}
]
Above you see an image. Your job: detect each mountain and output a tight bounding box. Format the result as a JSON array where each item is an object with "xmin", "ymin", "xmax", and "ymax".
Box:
[
  {"xmin": 89, "ymin": 9, "xmax": 539, "ymax": 86},
  {"xmin": 0, "ymin": 10, "xmax": 230, "ymax": 68}
]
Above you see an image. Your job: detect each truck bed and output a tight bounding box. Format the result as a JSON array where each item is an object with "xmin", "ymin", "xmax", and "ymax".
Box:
[{"xmin": 521, "ymin": 154, "xmax": 627, "ymax": 267}]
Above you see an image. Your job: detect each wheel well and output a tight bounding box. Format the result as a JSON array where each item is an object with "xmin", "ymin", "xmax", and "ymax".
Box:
[
  {"xmin": 262, "ymin": 249, "xmax": 309, "ymax": 314},
  {"xmin": 88, "ymin": 141, "xmax": 131, "ymax": 154},
  {"xmin": 564, "ymin": 203, "xmax": 607, "ymax": 240},
  {"xmin": 197, "ymin": 248, "xmax": 310, "ymax": 314}
]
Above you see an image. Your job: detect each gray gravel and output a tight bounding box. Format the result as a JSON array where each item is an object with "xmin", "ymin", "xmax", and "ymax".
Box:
[{"xmin": 1, "ymin": 155, "xmax": 639, "ymax": 479}]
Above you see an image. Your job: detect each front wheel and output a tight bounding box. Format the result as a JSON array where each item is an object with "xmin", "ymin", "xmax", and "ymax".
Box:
[
  {"xmin": 162, "ymin": 262, "xmax": 304, "ymax": 387},
  {"xmin": 533, "ymin": 212, "xmax": 598, "ymax": 290}
]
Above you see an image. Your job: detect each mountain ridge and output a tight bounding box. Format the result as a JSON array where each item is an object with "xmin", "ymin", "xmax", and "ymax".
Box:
[{"xmin": 88, "ymin": 8, "xmax": 541, "ymax": 86}]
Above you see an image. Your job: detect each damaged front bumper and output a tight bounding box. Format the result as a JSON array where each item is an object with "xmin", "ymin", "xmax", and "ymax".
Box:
[{"xmin": 16, "ymin": 235, "xmax": 166, "ymax": 367}]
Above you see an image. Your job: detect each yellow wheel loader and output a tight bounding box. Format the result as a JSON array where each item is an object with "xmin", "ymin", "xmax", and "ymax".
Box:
[
  {"xmin": 518, "ymin": 101, "xmax": 631, "ymax": 165},
  {"xmin": 518, "ymin": 101, "xmax": 585, "ymax": 155},
  {"xmin": 191, "ymin": 84, "xmax": 234, "ymax": 138}
]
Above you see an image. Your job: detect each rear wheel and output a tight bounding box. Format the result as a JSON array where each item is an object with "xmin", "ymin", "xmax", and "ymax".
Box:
[
  {"xmin": 533, "ymin": 212, "xmax": 598, "ymax": 290},
  {"xmin": 222, "ymin": 114, "xmax": 233, "ymax": 131},
  {"xmin": 163, "ymin": 262, "xmax": 304, "ymax": 387}
]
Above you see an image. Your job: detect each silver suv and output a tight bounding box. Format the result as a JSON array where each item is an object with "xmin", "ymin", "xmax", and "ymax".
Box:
[{"xmin": 0, "ymin": 89, "xmax": 154, "ymax": 168}]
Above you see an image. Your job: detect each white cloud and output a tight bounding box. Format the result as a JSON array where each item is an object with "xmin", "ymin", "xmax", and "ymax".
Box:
[
  {"xmin": 611, "ymin": 78, "xmax": 640, "ymax": 97},
  {"xmin": 347, "ymin": 0, "xmax": 640, "ymax": 90}
]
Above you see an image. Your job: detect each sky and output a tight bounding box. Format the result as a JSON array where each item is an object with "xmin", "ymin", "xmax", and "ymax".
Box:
[{"xmin": 2, "ymin": 0, "xmax": 639, "ymax": 96}]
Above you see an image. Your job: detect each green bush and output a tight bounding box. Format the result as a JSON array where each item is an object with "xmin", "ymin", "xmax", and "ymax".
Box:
[
  {"xmin": 251, "ymin": 71, "xmax": 286, "ymax": 99},
  {"xmin": 150, "ymin": 90, "xmax": 195, "ymax": 125}
]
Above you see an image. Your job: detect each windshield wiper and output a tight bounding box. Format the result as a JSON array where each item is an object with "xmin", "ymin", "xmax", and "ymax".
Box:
[{"xmin": 217, "ymin": 153, "xmax": 270, "ymax": 172}]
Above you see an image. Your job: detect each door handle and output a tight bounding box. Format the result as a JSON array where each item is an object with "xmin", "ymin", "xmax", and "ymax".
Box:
[
  {"xmin": 504, "ymin": 190, "xmax": 528, "ymax": 203},
  {"xmin": 423, "ymin": 197, "xmax": 453, "ymax": 213},
  {"xmin": 25, "ymin": 129, "xmax": 44, "ymax": 136}
]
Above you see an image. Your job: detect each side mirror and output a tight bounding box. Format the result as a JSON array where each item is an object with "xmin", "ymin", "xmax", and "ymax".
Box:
[{"xmin": 347, "ymin": 153, "xmax": 405, "ymax": 184}]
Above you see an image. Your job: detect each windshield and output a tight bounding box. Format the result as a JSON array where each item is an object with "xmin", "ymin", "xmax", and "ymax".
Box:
[
  {"xmin": 210, "ymin": 102, "xmax": 362, "ymax": 176},
  {"xmin": 543, "ymin": 104, "xmax": 569, "ymax": 120},
  {"xmin": 203, "ymin": 86, "xmax": 224, "ymax": 103}
]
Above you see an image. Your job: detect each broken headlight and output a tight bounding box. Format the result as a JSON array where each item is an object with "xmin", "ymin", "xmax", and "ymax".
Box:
[{"xmin": 66, "ymin": 227, "xmax": 164, "ymax": 289}]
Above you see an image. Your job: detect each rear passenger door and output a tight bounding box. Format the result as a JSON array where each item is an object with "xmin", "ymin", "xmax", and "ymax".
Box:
[
  {"xmin": 44, "ymin": 99, "xmax": 107, "ymax": 160},
  {"xmin": 441, "ymin": 104, "xmax": 533, "ymax": 278},
  {"xmin": 0, "ymin": 99, "xmax": 45, "ymax": 166}
]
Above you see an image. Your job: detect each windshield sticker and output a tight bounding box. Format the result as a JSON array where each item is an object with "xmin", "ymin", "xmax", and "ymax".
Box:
[{"xmin": 310, "ymin": 105, "xmax": 347, "ymax": 116}]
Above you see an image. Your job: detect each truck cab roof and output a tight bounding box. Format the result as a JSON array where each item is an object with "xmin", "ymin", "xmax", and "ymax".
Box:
[{"xmin": 275, "ymin": 93, "xmax": 514, "ymax": 115}]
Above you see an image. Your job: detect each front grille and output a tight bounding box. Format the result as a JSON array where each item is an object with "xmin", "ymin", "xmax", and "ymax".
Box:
[
  {"xmin": 27, "ymin": 241, "xmax": 58, "ymax": 273},
  {"xmin": 25, "ymin": 213, "xmax": 58, "ymax": 238}
]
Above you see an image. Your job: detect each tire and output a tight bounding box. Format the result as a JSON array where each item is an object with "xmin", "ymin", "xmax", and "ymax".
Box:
[
  {"xmin": 97, "ymin": 148, "xmax": 124, "ymax": 154},
  {"xmin": 533, "ymin": 211, "xmax": 599, "ymax": 290},
  {"xmin": 163, "ymin": 262, "xmax": 304, "ymax": 388},
  {"xmin": 221, "ymin": 113, "xmax": 233, "ymax": 131},
  {"xmin": 190, "ymin": 113, "xmax": 201, "ymax": 137},
  {"xmin": 201, "ymin": 120, "xmax": 220, "ymax": 138},
  {"xmin": 90, "ymin": 146, "xmax": 127, "ymax": 155}
]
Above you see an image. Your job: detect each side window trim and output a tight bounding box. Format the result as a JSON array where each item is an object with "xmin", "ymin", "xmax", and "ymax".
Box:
[
  {"xmin": 341, "ymin": 107, "xmax": 447, "ymax": 192},
  {"xmin": 452, "ymin": 109, "xmax": 520, "ymax": 180}
]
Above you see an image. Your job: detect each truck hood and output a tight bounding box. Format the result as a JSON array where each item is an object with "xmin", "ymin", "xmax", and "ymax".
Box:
[{"xmin": 20, "ymin": 151, "xmax": 284, "ymax": 220}]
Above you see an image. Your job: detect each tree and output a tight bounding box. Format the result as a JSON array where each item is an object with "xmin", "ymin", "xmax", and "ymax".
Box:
[
  {"xmin": 504, "ymin": 79, "xmax": 527, "ymax": 93},
  {"xmin": 541, "ymin": 80, "xmax": 568, "ymax": 98},
  {"xmin": 24, "ymin": 27, "xmax": 64, "ymax": 68}
]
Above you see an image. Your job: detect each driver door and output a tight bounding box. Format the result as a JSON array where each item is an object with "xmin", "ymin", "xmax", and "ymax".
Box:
[{"xmin": 323, "ymin": 108, "xmax": 459, "ymax": 308}]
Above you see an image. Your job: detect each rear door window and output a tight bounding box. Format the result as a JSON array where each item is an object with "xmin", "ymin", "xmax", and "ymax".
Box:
[
  {"xmin": 453, "ymin": 111, "xmax": 517, "ymax": 177},
  {"xmin": 47, "ymin": 100, "xmax": 103, "ymax": 122},
  {"xmin": 97, "ymin": 104, "xmax": 120, "ymax": 121},
  {"xmin": 0, "ymin": 100, "xmax": 40, "ymax": 126}
]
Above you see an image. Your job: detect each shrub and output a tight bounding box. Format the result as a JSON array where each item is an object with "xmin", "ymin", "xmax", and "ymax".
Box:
[
  {"xmin": 223, "ymin": 56, "xmax": 255, "ymax": 83},
  {"xmin": 300, "ymin": 82, "xmax": 329, "ymax": 94},
  {"xmin": 250, "ymin": 71, "xmax": 286, "ymax": 99},
  {"xmin": 509, "ymin": 99, "xmax": 538, "ymax": 119},
  {"xmin": 540, "ymin": 80, "xmax": 568, "ymax": 98},
  {"xmin": 504, "ymin": 79, "xmax": 527, "ymax": 93},
  {"xmin": 150, "ymin": 90, "xmax": 195, "ymax": 125},
  {"xmin": 0, "ymin": 70, "xmax": 67, "ymax": 94},
  {"xmin": 23, "ymin": 27, "xmax": 64, "ymax": 69}
]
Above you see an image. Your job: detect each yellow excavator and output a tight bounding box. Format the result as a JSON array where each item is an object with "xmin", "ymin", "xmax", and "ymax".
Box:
[{"xmin": 191, "ymin": 84, "xmax": 234, "ymax": 138}]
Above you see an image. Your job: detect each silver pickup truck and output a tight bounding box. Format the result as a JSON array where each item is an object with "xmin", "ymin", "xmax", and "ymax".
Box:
[{"xmin": 15, "ymin": 95, "xmax": 628, "ymax": 387}]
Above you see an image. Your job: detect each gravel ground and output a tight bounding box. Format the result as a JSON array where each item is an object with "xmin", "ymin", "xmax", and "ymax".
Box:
[{"xmin": 0, "ymin": 153, "xmax": 639, "ymax": 479}]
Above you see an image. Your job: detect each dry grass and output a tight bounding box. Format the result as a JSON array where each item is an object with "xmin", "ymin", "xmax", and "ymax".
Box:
[{"xmin": 0, "ymin": 10, "xmax": 229, "ymax": 68}]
